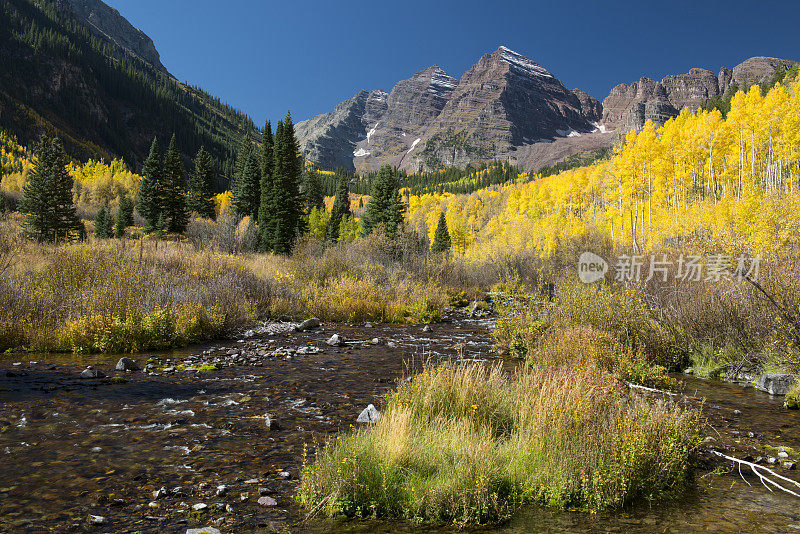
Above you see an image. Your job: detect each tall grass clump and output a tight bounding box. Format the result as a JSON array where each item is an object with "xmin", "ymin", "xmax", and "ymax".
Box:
[
  {"xmin": 0, "ymin": 239, "xmax": 270, "ymax": 352},
  {"xmin": 298, "ymin": 363, "xmax": 701, "ymax": 525}
]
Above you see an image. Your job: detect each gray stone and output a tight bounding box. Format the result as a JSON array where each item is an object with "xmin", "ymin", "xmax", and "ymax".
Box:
[
  {"xmin": 755, "ymin": 374, "xmax": 798, "ymax": 396},
  {"xmin": 186, "ymin": 528, "xmax": 221, "ymax": 534},
  {"xmin": 295, "ymin": 318, "xmax": 321, "ymax": 331},
  {"xmin": 152, "ymin": 486, "xmax": 167, "ymax": 499},
  {"xmin": 116, "ymin": 357, "xmax": 139, "ymax": 372},
  {"xmin": 326, "ymin": 334, "xmax": 345, "ymax": 346},
  {"xmin": 357, "ymin": 404, "xmax": 380, "ymax": 423},
  {"xmin": 784, "ymin": 462, "xmax": 797, "ymax": 470},
  {"xmin": 88, "ymin": 515, "xmax": 105, "ymax": 525},
  {"xmin": 778, "ymin": 450, "xmax": 789, "ymax": 458},
  {"xmin": 192, "ymin": 503, "xmax": 207, "ymax": 511},
  {"xmin": 80, "ymin": 366, "xmax": 105, "ymax": 379},
  {"xmin": 422, "ymin": 325, "xmax": 433, "ymax": 332},
  {"xmin": 258, "ymin": 496, "xmax": 277, "ymax": 507}
]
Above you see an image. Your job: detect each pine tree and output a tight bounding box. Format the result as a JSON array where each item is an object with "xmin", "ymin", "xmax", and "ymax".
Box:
[
  {"xmin": 258, "ymin": 120, "xmax": 278, "ymax": 252},
  {"xmin": 430, "ymin": 212, "xmax": 451, "ymax": 253},
  {"xmin": 94, "ymin": 205, "xmax": 114, "ymax": 238},
  {"xmin": 162, "ymin": 134, "xmax": 189, "ymax": 233},
  {"xmin": 302, "ymin": 168, "xmax": 325, "ymax": 212},
  {"xmin": 188, "ymin": 146, "xmax": 216, "ymax": 219},
  {"xmin": 137, "ymin": 137, "xmax": 164, "ymax": 232},
  {"xmin": 361, "ymin": 164, "xmax": 405, "ymax": 237},
  {"xmin": 20, "ymin": 135, "xmax": 82, "ymax": 242},
  {"xmin": 270, "ymin": 111, "xmax": 304, "ymax": 254},
  {"xmin": 326, "ymin": 169, "xmax": 351, "ymax": 242}
]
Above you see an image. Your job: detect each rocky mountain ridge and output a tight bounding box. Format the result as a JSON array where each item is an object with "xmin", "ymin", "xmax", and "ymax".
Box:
[{"xmin": 297, "ymin": 51, "xmax": 796, "ymax": 173}]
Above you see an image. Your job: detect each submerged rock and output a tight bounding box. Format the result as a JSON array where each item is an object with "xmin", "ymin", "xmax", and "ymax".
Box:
[
  {"xmin": 115, "ymin": 357, "xmax": 139, "ymax": 372},
  {"xmin": 357, "ymin": 404, "xmax": 380, "ymax": 423},
  {"xmin": 258, "ymin": 496, "xmax": 277, "ymax": 507},
  {"xmin": 80, "ymin": 367, "xmax": 105, "ymax": 379},
  {"xmin": 755, "ymin": 374, "xmax": 798, "ymax": 396},
  {"xmin": 295, "ymin": 318, "xmax": 321, "ymax": 331}
]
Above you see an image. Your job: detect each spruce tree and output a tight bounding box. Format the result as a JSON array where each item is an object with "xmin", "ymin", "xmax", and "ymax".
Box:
[
  {"xmin": 258, "ymin": 120, "xmax": 277, "ymax": 252},
  {"xmin": 326, "ymin": 169, "xmax": 351, "ymax": 242},
  {"xmin": 114, "ymin": 203, "xmax": 126, "ymax": 238},
  {"xmin": 137, "ymin": 137, "xmax": 164, "ymax": 232},
  {"xmin": 118, "ymin": 193, "xmax": 134, "ymax": 228},
  {"xmin": 361, "ymin": 164, "xmax": 405, "ymax": 237},
  {"xmin": 162, "ymin": 134, "xmax": 189, "ymax": 233},
  {"xmin": 231, "ymin": 136, "xmax": 253, "ymax": 218},
  {"xmin": 236, "ymin": 151, "xmax": 261, "ymax": 221},
  {"xmin": 94, "ymin": 206, "xmax": 114, "ymax": 238},
  {"xmin": 188, "ymin": 146, "xmax": 216, "ymax": 219},
  {"xmin": 430, "ymin": 212, "xmax": 451, "ymax": 253},
  {"xmin": 270, "ymin": 112, "xmax": 304, "ymax": 254},
  {"xmin": 20, "ymin": 135, "xmax": 82, "ymax": 242},
  {"xmin": 302, "ymin": 168, "xmax": 325, "ymax": 212}
]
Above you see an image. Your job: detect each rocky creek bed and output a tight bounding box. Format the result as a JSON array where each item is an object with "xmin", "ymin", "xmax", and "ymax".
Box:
[{"xmin": 0, "ymin": 314, "xmax": 799, "ymax": 533}]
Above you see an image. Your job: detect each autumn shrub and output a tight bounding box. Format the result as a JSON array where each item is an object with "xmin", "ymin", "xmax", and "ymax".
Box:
[
  {"xmin": 298, "ymin": 363, "xmax": 701, "ymax": 525},
  {"xmin": 0, "ymin": 241, "xmax": 267, "ymax": 352}
]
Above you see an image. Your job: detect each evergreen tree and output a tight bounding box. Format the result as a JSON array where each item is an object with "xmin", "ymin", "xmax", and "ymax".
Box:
[
  {"xmin": 235, "ymin": 151, "xmax": 261, "ymax": 221},
  {"xmin": 302, "ymin": 168, "xmax": 325, "ymax": 212},
  {"xmin": 137, "ymin": 137, "xmax": 164, "ymax": 232},
  {"xmin": 94, "ymin": 206, "xmax": 114, "ymax": 238},
  {"xmin": 361, "ymin": 164, "xmax": 405, "ymax": 237},
  {"xmin": 326, "ymin": 169, "xmax": 351, "ymax": 242},
  {"xmin": 258, "ymin": 120, "xmax": 277, "ymax": 252},
  {"xmin": 430, "ymin": 212, "xmax": 451, "ymax": 253},
  {"xmin": 20, "ymin": 135, "xmax": 82, "ymax": 242},
  {"xmin": 118, "ymin": 193, "xmax": 134, "ymax": 228},
  {"xmin": 270, "ymin": 112, "xmax": 304, "ymax": 254},
  {"xmin": 188, "ymin": 146, "xmax": 216, "ymax": 219},
  {"xmin": 162, "ymin": 134, "xmax": 189, "ymax": 233}
]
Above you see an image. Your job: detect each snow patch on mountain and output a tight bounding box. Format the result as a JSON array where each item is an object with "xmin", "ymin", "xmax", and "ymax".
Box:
[
  {"xmin": 591, "ymin": 122, "xmax": 608, "ymax": 134},
  {"xmin": 556, "ymin": 128, "xmax": 581, "ymax": 138},
  {"xmin": 498, "ymin": 46, "xmax": 553, "ymax": 79},
  {"xmin": 366, "ymin": 123, "xmax": 379, "ymax": 143},
  {"xmin": 353, "ymin": 148, "xmax": 371, "ymax": 157},
  {"xmin": 428, "ymin": 67, "xmax": 458, "ymax": 97}
]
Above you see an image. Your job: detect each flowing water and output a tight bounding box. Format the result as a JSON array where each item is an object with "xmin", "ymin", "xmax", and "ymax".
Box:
[{"xmin": 0, "ymin": 317, "xmax": 798, "ymax": 533}]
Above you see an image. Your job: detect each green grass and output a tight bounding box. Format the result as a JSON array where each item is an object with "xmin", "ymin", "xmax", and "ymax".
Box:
[{"xmin": 298, "ymin": 363, "xmax": 701, "ymax": 525}]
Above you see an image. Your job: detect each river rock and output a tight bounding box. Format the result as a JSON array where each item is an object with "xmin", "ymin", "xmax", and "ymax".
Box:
[
  {"xmin": 80, "ymin": 367, "xmax": 105, "ymax": 379},
  {"xmin": 152, "ymin": 486, "xmax": 167, "ymax": 499},
  {"xmin": 357, "ymin": 404, "xmax": 380, "ymax": 423},
  {"xmin": 192, "ymin": 503, "xmax": 207, "ymax": 511},
  {"xmin": 755, "ymin": 374, "xmax": 798, "ymax": 395},
  {"xmin": 186, "ymin": 528, "xmax": 221, "ymax": 534},
  {"xmin": 116, "ymin": 357, "xmax": 139, "ymax": 372},
  {"xmin": 785, "ymin": 462, "xmax": 797, "ymax": 470},
  {"xmin": 88, "ymin": 515, "xmax": 105, "ymax": 525},
  {"xmin": 326, "ymin": 334, "xmax": 345, "ymax": 346},
  {"xmin": 422, "ymin": 325, "xmax": 433, "ymax": 332},
  {"xmin": 295, "ymin": 318, "xmax": 321, "ymax": 331},
  {"xmin": 778, "ymin": 450, "xmax": 789, "ymax": 458},
  {"xmin": 258, "ymin": 496, "xmax": 277, "ymax": 507}
]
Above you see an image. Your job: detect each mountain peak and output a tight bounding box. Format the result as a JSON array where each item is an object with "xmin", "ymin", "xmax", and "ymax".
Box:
[{"xmin": 493, "ymin": 46, "xmax": 553, "ymax": 79}]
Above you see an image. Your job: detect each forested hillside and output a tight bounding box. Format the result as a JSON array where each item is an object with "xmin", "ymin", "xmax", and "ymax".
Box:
[
  {"xmin": 0, "ymin": 0, "xmax": 257, "ymax": 179},
  {"xmin": 405, "ymin": 72, "xmax": 800, "ymax": 258}
]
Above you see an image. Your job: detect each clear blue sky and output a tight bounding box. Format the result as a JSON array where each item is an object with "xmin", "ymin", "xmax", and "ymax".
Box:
[{"xmin": 106, "ymin": 0, "xmax": 799, "ymax": 127}]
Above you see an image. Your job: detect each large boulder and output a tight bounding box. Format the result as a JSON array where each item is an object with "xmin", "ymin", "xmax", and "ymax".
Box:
[
  {"xmin": 295, "ymin": 318, "xmax": 321, "ymax": 332},
  {"xmin": 357, "ymin": 404, "xmax": 380, "ymax": 423},
  {"xmin": 326, "ymin": 334, "xmax": 345, "ymax": 346},
  {"xmin": 80, "ymin": 366, "xmax": 105, "ymax": 379},
  {"xmin": 116, "ymin": 357, "xmax": 139, "ymax": 372},
  {"xmin": 755, "ymin": 374, "xmax": 798, "ymax": 396}
]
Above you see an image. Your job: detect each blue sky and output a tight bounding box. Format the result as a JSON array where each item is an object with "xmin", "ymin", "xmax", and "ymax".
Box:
[{"xmin": 106, "ymin": 0, "xmax": 800, "ymax": 127}]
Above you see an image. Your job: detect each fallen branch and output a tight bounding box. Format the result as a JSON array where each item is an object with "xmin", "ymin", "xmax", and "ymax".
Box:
[
  {"xmin": 626, "ymin": 382, "xmax": 678, "ymax": 396},
  {"xmin": 711, "ymin": 450, "xmax": 800, "ymax": 498}
]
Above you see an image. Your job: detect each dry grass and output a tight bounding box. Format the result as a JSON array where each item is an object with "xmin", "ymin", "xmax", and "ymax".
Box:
[{"xmin": 298, "ymin": 363, "xmax": 701, "ymax": 525}]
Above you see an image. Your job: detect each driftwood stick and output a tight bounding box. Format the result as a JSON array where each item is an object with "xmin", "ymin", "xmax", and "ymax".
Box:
[
  {"xmin": 711, "ymin": 450, "xmax": 800, "ymax": 498},
  {"xmin": 626, "ymin": 382, "xmax": 678, "ymax": 396}
]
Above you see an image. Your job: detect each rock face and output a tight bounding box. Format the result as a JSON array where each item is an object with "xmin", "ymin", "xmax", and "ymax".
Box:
[
  {"xmin": 64, "ymin": 0, "xmax": 166, "ymax": 71},
  {"xmin": 602, "ymin": 57, "xmax": 798, "ymax": 131},
  {"xmin": 298, "ymin": 50, "xmax": 796, "ymax": 173},
  {"xmin": 297, "ymin": 46, "xmax": 603, "ymax": 173},
  {"xmin": 755, "ymin": 374, "xmax": 798, "ymax": 396}
]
